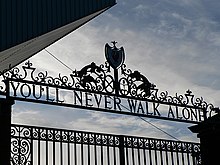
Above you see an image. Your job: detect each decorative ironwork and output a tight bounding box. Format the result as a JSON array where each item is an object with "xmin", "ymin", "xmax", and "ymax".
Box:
[
  {"xmin": 11, "ymin": 124, "xmax": 201, "ymax": 165},
  {"xmin": 0, "ymin": 60, "xmax": 214, "ymax": 108},
  {"xmin": 11, "ymin": 126, "xmax": 31, "ymax": 165},
  {"xmin": 0, "ymin": 56, "xmax": 155, "ymax": 99},
  {"xmin": 11, "ymin": 124, "xmax": 120, "ymax": 147},
  {"xmin": 105, "ymin": 41, "xmax": 125, "ymax": 69},
  {"xmin": 0, "ymin": 42, "xmax": 218, "ymax": 123}
]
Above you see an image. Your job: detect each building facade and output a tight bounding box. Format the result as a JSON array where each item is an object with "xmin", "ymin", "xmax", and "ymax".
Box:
[{"xmin": 0, "ymin": 0, "xmax": 116, "ymax": 73}]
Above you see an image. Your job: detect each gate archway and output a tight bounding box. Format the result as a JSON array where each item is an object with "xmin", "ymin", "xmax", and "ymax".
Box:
[{"xmin": 0, "ymin": 42, "xmax": 216, "ymax": 165}]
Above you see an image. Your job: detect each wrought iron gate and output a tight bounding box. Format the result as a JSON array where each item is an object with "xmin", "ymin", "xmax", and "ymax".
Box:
[
  {"xmin": 0, "ymin": 42, "xmax": 211, "ymax": 165},
  {"xmin": 11, "ymin": 124, "xmax": 201, "ymax": 165}
]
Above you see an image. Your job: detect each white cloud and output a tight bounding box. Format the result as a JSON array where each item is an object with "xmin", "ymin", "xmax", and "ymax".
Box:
[{"xmin": 11, "ymin": 0, "xmax": 220, "ymax": 143}]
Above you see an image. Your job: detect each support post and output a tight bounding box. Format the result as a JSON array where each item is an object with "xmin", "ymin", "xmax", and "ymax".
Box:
[
  {"xmin": 114, "ymin": 68, "xmax": 119, "ymax": 95},
  {"xmin": 189, "ymin": 114, "xmax": 220, "ymax": 165},
  {"xmin": 0, "ymin": 98, "xmax": 14, "ymax": 165},
  {"xmin": 119, "ymin": 135, "xmax": 125, "ymax": 165}
]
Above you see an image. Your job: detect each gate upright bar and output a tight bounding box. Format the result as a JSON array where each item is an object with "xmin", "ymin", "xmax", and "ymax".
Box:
[
  {"xmin": 119, "ymin": 135, "xmax": 125, "ymax": 165},
  {"xmin": 0, "ymin": 98, "xmax": 14, "ymax": 165}
]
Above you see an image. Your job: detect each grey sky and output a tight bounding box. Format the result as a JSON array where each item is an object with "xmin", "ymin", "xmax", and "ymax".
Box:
[{"xmin": 11, "ymin": 0, "xmax": 220, "ymax": 142}]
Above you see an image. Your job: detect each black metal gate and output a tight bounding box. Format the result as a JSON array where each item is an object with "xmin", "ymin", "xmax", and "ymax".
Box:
[
  {"xmin": 11, "ymin": 124, "xmax": 201, "ymax": 165},
  {"xmin": 0, "ymin": 42, "xmax": 213, "ymax": 165}
]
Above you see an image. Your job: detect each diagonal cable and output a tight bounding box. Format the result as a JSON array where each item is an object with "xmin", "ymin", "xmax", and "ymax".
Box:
[
  {"xmin": 44, "ymin": 48, "xmax": 181, "ymax": 141},
  {"xmin": 44, "ymin": 49, "xmax": 74, "ymax": 72},
  {"xmin": 116, "ymin": 101, "xmax": 181, "ymax": 141}
]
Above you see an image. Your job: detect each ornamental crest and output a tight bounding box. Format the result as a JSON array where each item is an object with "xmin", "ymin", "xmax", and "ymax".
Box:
[{"xmin": 105, "ymin": 41, "xmax": 125, "ymax": 69}]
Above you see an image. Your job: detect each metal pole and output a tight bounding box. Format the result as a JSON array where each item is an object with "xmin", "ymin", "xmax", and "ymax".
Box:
[
  {"xmin": 114, "ymin": 68, "xmax": 119, "ymax": 95},
  {"xmin": 0, "ymin": 98, "xmax": 14, "ymax": 165},
  {"xmin": 119, "ymin": 135, "xmax": 125, "ymax": 165}
]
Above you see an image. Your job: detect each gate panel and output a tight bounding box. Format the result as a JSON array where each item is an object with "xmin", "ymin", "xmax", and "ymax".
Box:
[
  {"xmin": 11, "ymin": 124, "xmax": 200, "ymax": 165},
  {"xmin": 124, "ymin": 136, "xmax": 200, "ymax": 165},
  {"xmin": 11, "ymin": 124, "xmax": 120, "ymax": 165}
]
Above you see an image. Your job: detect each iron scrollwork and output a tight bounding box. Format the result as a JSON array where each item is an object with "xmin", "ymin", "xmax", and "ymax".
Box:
[
  {"xmin": 11, "ymin": 126, "xmax": 31, "ymax": 165},
  {"xmin": 0, "ymin": 42, "xmax": 218, "ymax": 122}
]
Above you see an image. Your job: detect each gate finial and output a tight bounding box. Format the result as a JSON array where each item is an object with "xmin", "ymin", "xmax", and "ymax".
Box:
[{"xmin": 111, "ymin": 41, "xmax": 117, "ymax": 47}]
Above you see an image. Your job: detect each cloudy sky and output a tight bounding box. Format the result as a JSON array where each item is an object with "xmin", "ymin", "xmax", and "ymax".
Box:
[{"xmin": 11, "ymin": 0, "xmax": 220, "ymax": 143}]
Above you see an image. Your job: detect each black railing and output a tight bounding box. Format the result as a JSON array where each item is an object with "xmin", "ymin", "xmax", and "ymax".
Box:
[{"xmin": 11, "ymin": 124, "xmax": 201, "ymax": 165}]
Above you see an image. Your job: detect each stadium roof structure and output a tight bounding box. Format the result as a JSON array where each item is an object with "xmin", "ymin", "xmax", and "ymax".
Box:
[{"xmin": 0, "ymin": 0, "xmax": 116, "ymax": 73}]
